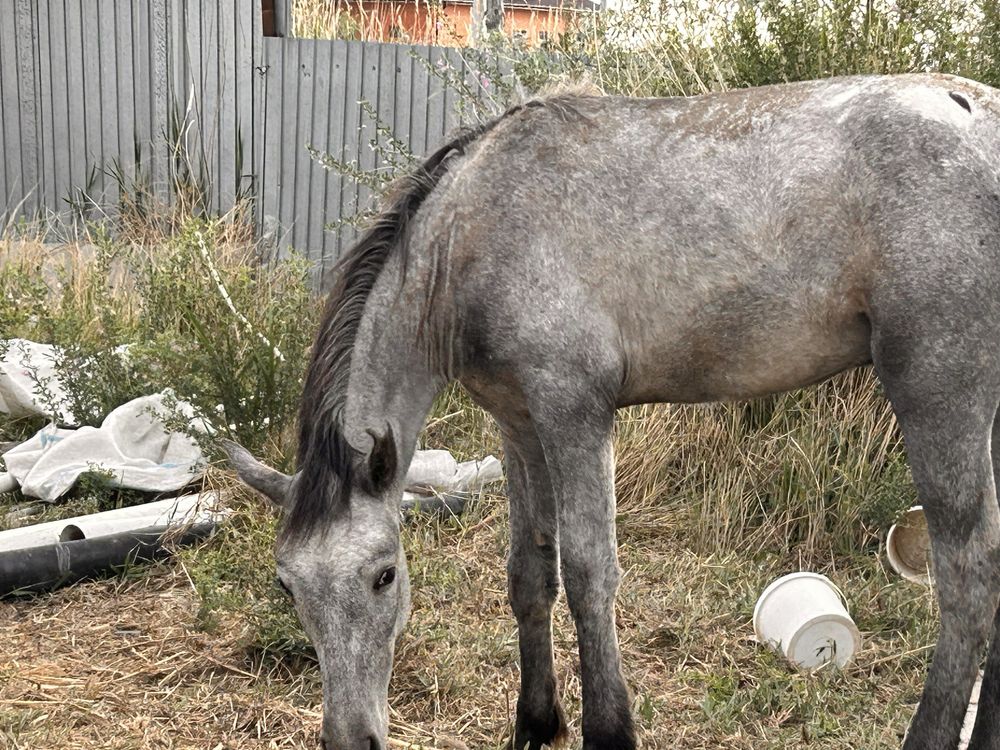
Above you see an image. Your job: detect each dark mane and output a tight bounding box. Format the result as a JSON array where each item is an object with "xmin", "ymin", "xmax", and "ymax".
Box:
[
  {"xmin": 282, "ymin": 93, "xmax": 597, "ymax": 541},
  {"xmin": 283, "ymin": 120, "xmax": 491, "ymax": 541}
]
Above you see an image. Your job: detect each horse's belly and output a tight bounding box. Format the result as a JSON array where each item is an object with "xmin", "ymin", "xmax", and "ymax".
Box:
[{"xmin": 620, "ymin": 306, "xmax": 873, "ymax": 405}]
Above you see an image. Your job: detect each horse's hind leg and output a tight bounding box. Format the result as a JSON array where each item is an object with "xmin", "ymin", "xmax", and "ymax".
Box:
[
  {"xmin": 965, "ymin": 409, "xmax": 1000, "ymax": 750},
  {"xmin": 873, "ymin": 331, "xmax": 1000, "ymax": 750},
  {"xmin": 502, "ymin": 429, "xmax": 568, "ymax": 749}
]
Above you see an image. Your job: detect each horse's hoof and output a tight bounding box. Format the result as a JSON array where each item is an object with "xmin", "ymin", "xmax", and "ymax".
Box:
[
  {"xmin": 582, "ymin": 720, "xmax": 637, "ymax": 750},
  {"xmin": 510, "ymin": 700, "xmax": 568, "ymax": 749}
]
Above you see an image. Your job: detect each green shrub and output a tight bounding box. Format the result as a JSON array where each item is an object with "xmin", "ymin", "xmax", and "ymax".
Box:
[
  {"xmin": 1, "ymin": 217, "xmax": 316, "ymax": 462},
  {"xmin": 473, "ymin": 0, "xmax": 1000, "ymax": 98}
]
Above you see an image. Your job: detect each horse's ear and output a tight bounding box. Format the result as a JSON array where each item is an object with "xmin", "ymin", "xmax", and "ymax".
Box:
[
  {"xmin": 366, "ymin": 423, "xmax": 397, "ymax": 494},
  {"xmin": 220, "ymin": 439, "xmax": 296, "ymax": 510}
]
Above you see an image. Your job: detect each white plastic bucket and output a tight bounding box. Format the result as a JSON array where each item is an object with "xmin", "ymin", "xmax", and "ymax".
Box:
[
  {"xmin": 753, "ymin": 572, "xmax": 862, "ymax": 670},
  {"xmin": 886, "ymin": 505, "xmax": 933, "ymax": 585}
]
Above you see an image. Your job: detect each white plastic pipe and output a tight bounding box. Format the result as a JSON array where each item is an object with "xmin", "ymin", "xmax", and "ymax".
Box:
[{"xmin": 0, "ymin": 491, "xmax": 226, "ymax": 553}]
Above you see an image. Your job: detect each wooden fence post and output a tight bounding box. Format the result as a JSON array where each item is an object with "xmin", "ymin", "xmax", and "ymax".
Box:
[{"xmin": 263, "ymin": 0, "xmax": 293, "ymax": 37}]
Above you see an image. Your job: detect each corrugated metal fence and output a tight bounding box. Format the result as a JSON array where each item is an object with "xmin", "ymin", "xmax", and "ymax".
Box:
[
  {"xmin": 0, "ymin": 1, "xmax": 507, "ymax": 286},
  {"xmin": 0, "ymin": 1, "xmax": 261, "ymax": 225},
  {"xmin": 257, "ymin": 38, "xmax": 500, "ymax": 277}
]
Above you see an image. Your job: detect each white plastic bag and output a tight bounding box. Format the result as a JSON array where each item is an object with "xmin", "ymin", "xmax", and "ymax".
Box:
[
  {"xmin": 405, "ymin": 449, "xmax": 504, "ymax": 494},
  {"xmin": 0, "ymin": 339, "xmax": 75, "ymax": 424},
  {"xmin": 2, "ymin": 393, "xmax": 206, "ymax": 501}
]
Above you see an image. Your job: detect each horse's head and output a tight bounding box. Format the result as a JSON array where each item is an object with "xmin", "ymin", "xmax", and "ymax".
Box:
[{"xmin": 222, "ymin": 439, "xmax": 410, "ymax": 750}]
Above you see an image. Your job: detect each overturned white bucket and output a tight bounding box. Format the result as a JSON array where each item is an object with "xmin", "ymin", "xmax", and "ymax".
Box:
[
  {"xmin": 753, "ymin": 572, "xmax": 862, "ymax": 670},
  {"xmin": 886, "ymin": 505, "xmax": 933, "ymax": 585}
]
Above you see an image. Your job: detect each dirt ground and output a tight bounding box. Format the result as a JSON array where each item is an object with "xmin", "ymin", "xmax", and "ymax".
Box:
[
  {"xmin": 0, "ymin": 567, "xmax": 324, "ymax": 749},
  {"xmin": 0, "ymin": 491, "xmax": 937, "ymax": 750}
]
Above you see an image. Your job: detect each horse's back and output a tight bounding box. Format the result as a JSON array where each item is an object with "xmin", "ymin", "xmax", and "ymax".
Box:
[{"xmin": 417, "ymin": 74, "xmax": 1000, "ymax": 405}]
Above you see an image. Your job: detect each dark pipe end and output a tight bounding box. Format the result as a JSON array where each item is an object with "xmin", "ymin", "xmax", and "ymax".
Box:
[{"xmin": 0, "ymin": 522, "xmax": 217, "ymax": 598}]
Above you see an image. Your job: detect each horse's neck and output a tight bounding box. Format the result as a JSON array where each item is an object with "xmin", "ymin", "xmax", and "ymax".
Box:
[{"xmin": 344, "ymin": 268, "xmax": 445, "ymax": 477}]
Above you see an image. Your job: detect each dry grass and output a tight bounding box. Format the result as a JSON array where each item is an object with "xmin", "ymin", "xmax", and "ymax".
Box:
[
  {"xmin": 0, "ymin": 565, "xmax": 322, "ymax": 749},
  {"xmin": 615, "ymin": 369, "xmax": 911, "ymax": 560},
  {"xmin": 293, "ymin": 0, "xmax": 458, "ymax": 45},
  {"xmin": 0, "ymin": 434, "xmax": 937, "ymax": 750}
]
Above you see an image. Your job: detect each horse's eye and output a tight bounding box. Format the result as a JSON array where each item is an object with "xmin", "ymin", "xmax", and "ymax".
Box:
[
  {"xmin": 374, "ymin": 567, "xmax": 396, "ymax": 591},
  {"xmin": 276, "ymin": 577, "xmax": 293, "ymax": 598}
]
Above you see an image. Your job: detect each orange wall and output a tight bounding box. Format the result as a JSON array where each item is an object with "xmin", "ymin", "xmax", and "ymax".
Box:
[{"xmin": 334, "ymin": 0, "xmax": 576, "ymax": 47}]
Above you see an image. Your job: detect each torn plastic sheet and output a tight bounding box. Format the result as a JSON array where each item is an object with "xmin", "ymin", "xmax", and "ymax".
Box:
[
  {"xmin": 0, "ymin": 339, "xmax": 75, "ymax": 424},
  {"xmin": 0, "ymin": 393, "xmax": 207, "ymax": 502}
]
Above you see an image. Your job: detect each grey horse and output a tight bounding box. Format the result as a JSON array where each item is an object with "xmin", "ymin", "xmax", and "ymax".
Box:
[{"xmin": 224, "ymin": 73, "xmax": 1000, "ymax": 750}]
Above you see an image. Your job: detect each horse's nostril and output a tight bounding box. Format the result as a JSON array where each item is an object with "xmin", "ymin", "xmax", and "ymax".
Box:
[{"xmin": 367, "ymin": 737, "xmax": 381, "ymax": 750}]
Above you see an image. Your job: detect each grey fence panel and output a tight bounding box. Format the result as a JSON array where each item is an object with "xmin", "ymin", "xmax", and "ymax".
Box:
[
  {"xmin": 132, "ymin": 1, "xmax": 154, "ymax": 197},
  {"xmin": 303, "ymin": 41, "xmax": 327, "ymax": 258},
  {"xmin": 81, "ymin": 3, "xmax": 102, "ymax": 205},
  {"xmin": 0, "ymin": 33, "xmax": 8, "ymax": 213},
  {"xmin": 393, "ymin": 45, "xmax": 413, "ymax": 161},
  {"xmin": 429, "ymin": 46, "xmax": 449, "ymax": 148},
  {"xmin": 408, "ymin": 45, "xmax": 432, "ymax": 160},
  {"xmin": 77, "ymin": 2, "xmax": 94, "ymax": 205},
  {"xmin": 254, "ymin": 37, "xmax": 510, "ymax": 287},
  {"xmin": 112, "ymin": 1, "xmax": 137, "ymax": 205},
  {"xmin": 294, "ymin": 41, "xmax": 315, "ymax": 253},
  {"xmin": 252, "ymin": 4, "xmax": 266, "ymax": 231},
  {"xmin": 355, "ymin": 42, "xmax": 380, "ymax": 244},
  {"xmin": 15, "ymin": 0, "xmax": 40, "ymax": 219},
  {"xmin": 41, "ymin": 1, "xmax": 73, "ymax": 218},
  {"xmin": 0, "ymin": 5, "xmax": 22, "ymax": 217},
  {"xmin": 176, "ymin": 0, "xmax": 203, "ymax": 200},
  {"xmin": 340, "ymin": 40, "xmax": 365, "ymax": 258},
  {"xmin": 257, "ymin": 36, "xmax": 282, "ymax": 251},
  {"xmin": 320, "ymin": 39, "xmax": 350, "ymax": 281},
  {"xmin": 33, "ymin": 1, "xmax": 57, "ymax": 217},
  {"xmin": 233, "ymin": 1, "xmax": 257, "ymax": 207},
  {"xmin": 443, "ymin": 48, "xmax": 461, "ymax": 135},
  {"xmin": 166, "ymin": 0, "xmax": 191, "ymax": 201},
  {"xmin": 149, "ymin": 2, "xmax": 171, "ymax": 199},
  {"xmin": 0, "ymin": 2, "xmax": 512, "ymax": 289},
  {"xmin": 168, "ymin": 0, "xmax": 252, "ymax": 214},
  {"xmin": 277, "ymin": 39, "xmax": 301, "ymax": 249},
  {"xmin": 97, "ymin": 2, "xmax": 121, "ymax": 206},
  {"xmin": 0, "ymin": 0, "xmax": 258, "ymax": 231}
]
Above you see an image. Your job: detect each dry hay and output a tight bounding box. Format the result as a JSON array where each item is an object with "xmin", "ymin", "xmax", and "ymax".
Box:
[
  {"xmin": 0, "ymin": 484, "xmax": 935, "ymax": 749},
  {"xmin": 0, "ymin": 567, "xmax": 319, "ymax": 749}
]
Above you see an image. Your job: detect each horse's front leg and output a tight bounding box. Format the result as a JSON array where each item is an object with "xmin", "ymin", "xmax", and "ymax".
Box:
[
  {"xmin": 504, "ymin": 433, "xmax": 568, "ymax": 749},
  {"xmin": 532, "ymin": 399, "xmax": 636, "ymax": 750}
]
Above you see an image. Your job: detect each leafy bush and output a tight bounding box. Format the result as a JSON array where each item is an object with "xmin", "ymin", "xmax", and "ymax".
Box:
[
  {"xmin": 0, "ymin": 218, "xmax": 316, "ymax": 462},
  {"xmin": 471, "ymin": 0, "xmax": 1000, "ymax": 98}
]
